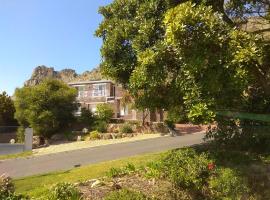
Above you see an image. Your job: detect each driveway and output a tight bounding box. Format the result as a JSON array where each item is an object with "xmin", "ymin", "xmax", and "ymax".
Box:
[{"xmin": 0, "ymin": 132, "xmax": 205, "ymax": 178}]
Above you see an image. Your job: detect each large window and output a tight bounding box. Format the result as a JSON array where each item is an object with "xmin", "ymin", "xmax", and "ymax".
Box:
[
  {"xmin": 77, "ymin": 86, "xmax": 88, "ymax": 98},
  {"xmin": 92, "ymin": 84, "xmax": 106, "ymax": 97}
]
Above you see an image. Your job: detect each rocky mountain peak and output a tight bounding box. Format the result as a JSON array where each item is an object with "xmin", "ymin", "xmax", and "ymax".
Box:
[{"xmin": 24, "ymin": 65, "xmax": 102, "ymax": 86}]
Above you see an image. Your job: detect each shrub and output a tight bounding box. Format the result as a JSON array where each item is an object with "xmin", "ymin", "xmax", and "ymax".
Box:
[
  {"xmin": 16, "ymin": 126, "xmax": 25, "ymax": 143},
  {"xmin": 89, "ymin": 130, "xmax": 101, "ymax": 140},
  {"xmin": 78, "ymin": 108, "xmax": 95, "ymax": 127},
  {"xmin": 105, "ymin": 189, "xmax": 150, "ymax": 200},
  {"xmin": 14, "ymin": 79, "xmax": 78, "ymax": 139},
  {"xmin": 208, "ymin": 168, "xmax": 249, "ymax": 199},
  {"xmin": 64, "ymin": 131, "xmax": 74, "ymax": 141},
  {"xmin": 49, "ymin": 182, "xmax": 81, "ymax": 200},
  {"xmin": 96, "ymin": 104, "xmax": 114, "ymax": 122},
  {"xmin": 0, "ymin": 175, "xmax": 28, "ymax": 200},
  {"xmin": 95, "ymin": 121, "xmax": 107, "ymax": 133},
  {"xmin": 144, "ymin": 162, "xmax": 162, "ymax": 179},
  {"xmin": 106, "ymin": 167, "xmax": 124, "ymax": 178},
  {"xmin": 164, "ymin": 120, "xmax": 175, "ymax": 130},
  {"xmin": 106, "ymin": 163, "xmax": 136, "ymax": 178},
  {"xmin": 0, "ymin": 175, "xmax": 14, "ymax": 197},
  {"xmin": 119, "ymin": 123, "xmax": 133, "ymax": 134},
  {"xmin": 160, "ymin": 148, "xmax": 213, "ymax": 192}
]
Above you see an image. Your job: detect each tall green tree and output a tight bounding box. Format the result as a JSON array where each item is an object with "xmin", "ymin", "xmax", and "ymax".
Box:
[
  {"xmin": 14, "ymin": 79, "xmax": 78, "ymax": 138},
  {"xmin": 0, "ymin": 92, "xmax": 17, "ymax": 126},
  {"xmin": 96, "ymin": 0, "xmax": 269, "ymax": 123}
]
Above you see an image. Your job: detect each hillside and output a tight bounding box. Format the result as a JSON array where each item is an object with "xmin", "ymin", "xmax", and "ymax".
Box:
[{"xmin": 24, "ymin": 65, "xmax": 103, "ymax": 86}]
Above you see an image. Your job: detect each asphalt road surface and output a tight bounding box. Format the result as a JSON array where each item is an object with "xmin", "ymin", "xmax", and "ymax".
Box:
[{"xmin": 0, "ymin": 132, "xmax": 205, "ymax": 178}]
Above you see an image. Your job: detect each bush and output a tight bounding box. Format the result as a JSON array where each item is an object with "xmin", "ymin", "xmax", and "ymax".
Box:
[
  {"xmin": 95, "ymin": 121, "xmax": 107, "ymax": 133},
  {"xmin": 160, "ymin": 148, "xmax": 213, "ymax": 192},
  {"xmin": 16, "ymin": 126, "xmax": 25, "ymax": 143},
  {"xmin": 14, "ymin": 79, "xmax": 78, "ymax": 139},
  {"xmin": 105, "ymin": 189, "xmax": 150, "ymax": 200},
  {"xmin": 208, "ymin": 168, "xmax": 249, "ymax": 199},
  {"xmin": 96, "ymin": 104, "xmax": 114, "ymax": 122},
  {"xmin": 78, "ymin": 108, "xmax": 95, "ymax": 127},
  {"xmin": 164, "ymin": 120, "xmax": 175, "ymax": 129},
  {"xmin": 89, "ymin": 130, "xmax": 101, "ymax": 140},
  {"xmin": 0, "ymin": 175, "xmax": 28, "ymax": 200},
  {"xmin": 167, "ymin": 105, "xmax": 188, "ymax": 123},
  {"xmin": 106, "ymin": 163, "xmax": 136, "ymax": 178},
  {"xmin": 0, "ymin": 175, "xmax": 14, "ymax": 197},
  {"xmin": 49, "ymin": 182, "xmax": 81, "ymax": 200},
  {"xmin": 119, "ymin": 123, "xmax": 133, "ymax": 134}
]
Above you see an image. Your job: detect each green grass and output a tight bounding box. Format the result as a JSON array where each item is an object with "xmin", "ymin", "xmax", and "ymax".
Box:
[
  {"xmin": 0, "ymin": 151, "xmax": 33, "ymax": 160},
  {"xmin": 14, "ymin": 152, "xmax": 162, "ymax": 198}
]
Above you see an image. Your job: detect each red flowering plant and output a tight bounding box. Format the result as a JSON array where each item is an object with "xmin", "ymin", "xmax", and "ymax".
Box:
[{"xmin": 208, "ymin": 163, "xmax": 215, "ymax": 171}]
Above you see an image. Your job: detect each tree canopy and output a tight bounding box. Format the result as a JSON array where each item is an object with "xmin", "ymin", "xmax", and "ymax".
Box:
[
  {"xmin": 0, "ymin": 92, "xmax": 17, "ymax": 126},
  {"xmin": 96, "ymin": 0, "xmax": 270, "ymax": 123},
  {"xmin": 14, "ymin": 79, "xmax": 78, "ymax": 138}
]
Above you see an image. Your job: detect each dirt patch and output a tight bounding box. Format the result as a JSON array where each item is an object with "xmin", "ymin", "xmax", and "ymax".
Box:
[{"xmin": 78, "ymin": 174, "xmax": 173, "ymax": 200}]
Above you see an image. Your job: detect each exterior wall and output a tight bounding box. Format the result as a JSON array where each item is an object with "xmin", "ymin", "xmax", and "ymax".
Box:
[{"xmin": 69, "ymin": 80, "xmax": 165, "ymax": 122}]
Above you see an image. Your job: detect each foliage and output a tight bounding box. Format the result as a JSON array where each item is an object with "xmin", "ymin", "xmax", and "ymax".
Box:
[
  {"xmin": 14, "ymin": 153, "xmax": 160, "ymax": 199},
  {"xmin": 0, "ymin": 175, "xmax": 28, "ymax": 200},
  {"xmin": 160, "ymin": 148, "xmax": 213, "ymax": 192},
  {"xmin": 206, "ymin": 117, "xmax": 270, "ymax": 152},
  {"xmin": 119, "ymin": 123, "xmax": 133, "ymax": 134},
  {"xmin": 97, "ymin": 0, "xmax": 270, "ymax": 126},
  {"xmin": 0, "ymin": 92, "xmax": 17, "ymax": 126},
  {"xmin": 105, "ymin": 189, "xmax": 150, "ymax": 200},
  {"xmin": 0, "ymin": 175, "xmax": 14, "ymax": 197},
  {"xmin": 14, "ymin": 79, "xmax": 77, "ymax": 138},
  {"xmin": 89, "ymin": 130, "xmax": 101, "ymax": 140},
  {"xmin": 49, "ymin": 182, "xmax": 81, "ymax": 200},
  {"xmin": 164, "ymin": 120, "xmax": 175, "ymax": 130},
  {"xmin": 106, "ymin": 163, "xmax": 136, "ymax": 178},
  {"xmin": 96, "ymin": 104, "xmax": 114, "ymax": 122},
  {"xmin": 16, "ymin": 126, "xmax": 25, "ymax": 143},
  {"xmin": 94, "ymin": 121, "xmax": 107, "ymax": 133},
  {"xmin": 208, "ymin": 168, "xmax": 249, "ymax": 199},
  {"xmin": 167, "ymin": 105, "xmax": 188, "ymax": 123},
  {"xmin": 77, "ymin": 108, "xmax": 95, "ymax": 127}
]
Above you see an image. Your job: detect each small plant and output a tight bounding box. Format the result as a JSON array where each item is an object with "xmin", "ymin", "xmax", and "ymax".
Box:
[
  {"xmin": 105, "ymin": 189, "xmax": 150, "ymax": 200},
  {"xmin": 89, "ymin": 130, "xmax": 101, "ymax": 140},
  {"xmin": 119, "ymin": 123, "xmax": 133, "ymax": 134},
  {"xmin": 164, "ymin": 120, "xmax": 175, "ymax": 130},
  {"xmin": 106, "ymin": 167, "xmax": 124, "ymax": 178},
  {"xmin": 96, "ymin": 104, "xmax": 114, "ymax": 122},
  {"xmin": 64, "ymin": 131, "xmax": 74, "ymax": 141},
  {"xmin": 144, "ymin": 162, "xmax": 162, "ymax": 179},
  {"xmin": 95, "ymin": 121, "xmax": 107, "ymax": 133},
  {"xmin": 208, "ymin": 168, "xmax": 249, "ymax": 199},
  {"xmin": 0, "ymin": 175, "xmax": 14, "ymax": 197},
  {"xmin": 78, "ymin": 108, "xmax": 95, "ymax": 126},
  {"xmin": 16, "ymin": 126, "xmax": 25, "ymax": 143},
  {"xmin": 49, "ymin": 182, "xmax": 81, "ymax": 200},
  {"xmin": 106, "ymin": 163, "xmax": 136, "ymax": 178},
  {"xmin": 0, "ymin": 175, "xmax": 29, "ymax": 200}
]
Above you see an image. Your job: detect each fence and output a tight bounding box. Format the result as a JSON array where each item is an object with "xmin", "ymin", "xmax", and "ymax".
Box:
[{"xmin": 0, "ymin": 126, "xmax": 33, "ymax": 155}]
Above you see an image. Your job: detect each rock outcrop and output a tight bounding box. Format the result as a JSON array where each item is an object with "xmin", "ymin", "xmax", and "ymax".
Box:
[{"xmin": 25, "ymin": 65, "xmax": 102, "ymax": 86}]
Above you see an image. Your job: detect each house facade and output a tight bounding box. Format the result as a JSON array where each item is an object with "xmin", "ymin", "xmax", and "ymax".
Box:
[{"xmin": 68, "ymin": 80, "xmax": 164, "ymax": 122}]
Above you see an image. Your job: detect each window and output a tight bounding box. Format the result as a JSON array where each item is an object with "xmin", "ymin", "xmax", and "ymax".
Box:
[
  {"xmin": 120, "ymin": 105, "xmax": 129, "ymax": 116},
  {"xmin": 77, "ymin": 86, "xmax": 85, "ymax": 98},
  {"xmin": 92, "ymin": 84, "xmax": 106, "ymax": 97}
]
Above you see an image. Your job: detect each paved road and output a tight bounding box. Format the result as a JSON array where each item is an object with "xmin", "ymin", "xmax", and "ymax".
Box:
[{"xmin": 0, "ymin": 132, "xmax": 204, "ymax": 178}]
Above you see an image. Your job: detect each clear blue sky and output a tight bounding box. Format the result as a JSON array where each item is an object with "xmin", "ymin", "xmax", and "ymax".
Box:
[{"xmin": 0, "ymin": 0, "xmax": 112, "ymax": 95}]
